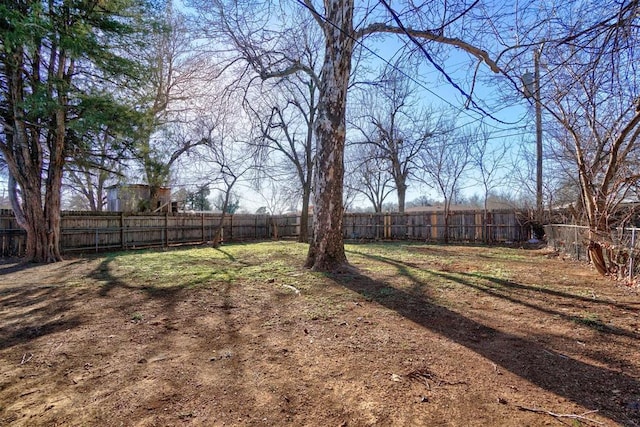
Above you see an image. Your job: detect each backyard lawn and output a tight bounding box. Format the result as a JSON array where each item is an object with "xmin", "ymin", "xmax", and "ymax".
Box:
[{"xmin": 1, "ymin": 242, "xmax": 639, "ymax": 426}]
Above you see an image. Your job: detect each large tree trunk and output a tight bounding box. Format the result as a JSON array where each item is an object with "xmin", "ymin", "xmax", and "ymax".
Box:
[
  {"xmin": 305, "ymin": 0, "xmax": 354, "ymax": 272},
  {"xmin": 43, "ymin": 105, "xmax": 67, "ymax": 262},
  {"xmin": 9, "ymin": 170, "xmax": 63, "ymax": 262},
  {"xmin": 442, "ymin": 199, "xmax": 451, "ymax": 244},
  {"xmin": 149, "ymin": 184, "xmax": 160, "ymax": 212},
  {"xmin": 396, "ymin": 180, "xmax": 408, "ymax": 238},
  {"xmin": 4, "ymin": 71, "xmax": 65, "ymax": 262},
  {"xmin": 15, "ymin": 187, "xmax": 46, "ymax": 262},
  {"xmin": 578, "ymin": 153, "xmax": 613, "ymax": 275},
  {"xmin": 212, "ymin": 180, "xmax": 238, "ymax": 248},
  {"xmin": 212, "ymin": 213, "xmax": 226, "ymax": 248}
]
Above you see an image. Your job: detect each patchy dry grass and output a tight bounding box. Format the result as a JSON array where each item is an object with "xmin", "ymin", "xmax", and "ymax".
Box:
[{"xmin": 1, "ymin": 241, "xmax": 639, "ymax": 426}]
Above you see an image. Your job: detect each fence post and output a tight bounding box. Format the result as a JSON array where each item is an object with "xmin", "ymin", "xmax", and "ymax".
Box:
[
  {"xmin": 574, "ymin": 224, "xmax": 579, "ymax": 260},
  {"xmin": 164, "ymin": 211, "xmax": 169, "ymax": 248},
  {"xmin": 120, "ymin": 212, "xmax": 125, "ymax": 250},
  {"xmin": 630, "ymin": 228, "xmax": 636, "ymax": 283}
]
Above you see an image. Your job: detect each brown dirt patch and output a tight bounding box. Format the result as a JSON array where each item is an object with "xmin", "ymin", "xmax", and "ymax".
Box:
[{"xmin": 1, "ymin": 243, "xmax": 639, "ymax": 426}]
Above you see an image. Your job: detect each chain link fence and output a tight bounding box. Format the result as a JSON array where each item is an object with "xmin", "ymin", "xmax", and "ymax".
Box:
[{"xmin": 545, "ymin": 224, "xmax": 640, "ymax": 282}]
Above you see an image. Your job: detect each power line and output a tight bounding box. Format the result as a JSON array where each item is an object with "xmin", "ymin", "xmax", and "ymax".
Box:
[
  {"xmin": 379, "ymin": 0, "xmax": 509, "ymax": 123},
  {"xmin": 293, "ymin": 0, "xmax": 524, "ymax": 131}
]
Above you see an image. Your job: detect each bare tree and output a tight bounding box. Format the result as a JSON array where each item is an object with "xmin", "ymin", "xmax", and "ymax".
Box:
[
  {"xmin": 256, "ymin": 182, "xmax": 299, "ymax": 239},
  {"xmin": 134, "ymin": 6, "xmax": 209, "ymax": 209},
  {"xmin": 418, "ymin": 124, "xmax": 472, "ymax": 243},
  {"xmin": 191, "ymin": 0, "xmax": 506, "ymax": 270},
  {"xmin": 529, "ymin": 1, "xmax": 640, "ymax": 275},
  {"xmin": 249, "ymin": 67, "xmax": 319, "ymax": 242},
  {"xmin": 197, "ymin": 109, "xmax": 255, "ymax": 247},
  {"xmin": 352, "ymin": 67, "xmax": 434, "ymax": 213},
  {"xmin": 469, "ymin": 126, "xmax": 509, "ymax": 241},
  {"xmin": 345, "ymin": 144, "xmax": 394, "ymax": 213}
]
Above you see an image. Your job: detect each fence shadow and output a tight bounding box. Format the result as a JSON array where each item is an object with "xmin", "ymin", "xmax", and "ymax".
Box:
[{"xmin": 335, "ymin": 251, "xmax": 640, "ymax": 426}]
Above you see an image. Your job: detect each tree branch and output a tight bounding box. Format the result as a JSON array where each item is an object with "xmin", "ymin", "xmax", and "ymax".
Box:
[
  {"xmin": 355, "ymin": 23, "xmax": 500, "ymax": 74},
  {"xmin": 516, "ymin": 405, "xmax": 604, "ymax": 425}
]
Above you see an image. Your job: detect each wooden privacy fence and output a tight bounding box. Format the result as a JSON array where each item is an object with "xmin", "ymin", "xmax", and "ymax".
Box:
[
  {"xmin": 0, "ymin": 209, "xmax": 530, "ymax": 256},
  {"xmin": 343, "ymin": 210, "xmax": 529, "ymax": 242},
  {"xmin": 0, "ymin": 210, "xmax": 300, "ymax": 256}
]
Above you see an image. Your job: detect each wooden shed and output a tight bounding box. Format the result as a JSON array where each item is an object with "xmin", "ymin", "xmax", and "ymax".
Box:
[{"xmin": 107, "ymin": 184, "xmax": 172, "ymax": 213}]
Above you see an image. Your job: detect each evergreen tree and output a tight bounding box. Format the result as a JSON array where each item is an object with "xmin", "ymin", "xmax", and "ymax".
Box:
[{"xmin": 0, "ymin": 0, "xmax": 157, "ymax": 261}]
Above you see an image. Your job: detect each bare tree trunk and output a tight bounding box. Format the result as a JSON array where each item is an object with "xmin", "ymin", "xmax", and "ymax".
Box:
[
  {"xmin": 396, "ymin": 181, "xmax": 408, "ymax": 238},
  {"xmin": 212, "ymin": 215, "xmax": 225, "ymax": 248},
  {"xmin": 483, "ymin": 199, "xmax": 490, "ymax": 244},
  {"xmin": 299, "ymin": 82, "xmax": 317, "ymax": 244},
  {"xmin": 396, "ymin": 181, "xmax": 406, "ymax": 213},
  {"xmin": 305, "ymin": 0, "xmax": 354, "ymax": 272},
  {"xmin": 442, "ymin": 197, "xmax": 451, "ymax": 244},
  {"xmin": 299, "ymin": 184, "xmax": 311, "ymax": 243},
  {"xmin": 443, "ymin": 213, "xmax": 450, "ymax": 244},
  {"xmin": 573, "ymin": 131, "xmax": 614, "ymax": 275},
  {"xmin": 212, "ymin": 178, "xmax": 238, "ymax": 248},
  {"xmin": 272, "ymin": 217, "xmax": 279, "ymax": 240}
]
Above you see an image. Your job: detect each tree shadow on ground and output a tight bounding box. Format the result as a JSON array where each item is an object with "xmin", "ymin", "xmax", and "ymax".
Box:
[
  {"xmin": 0, "ymin": 284, "xmax": 82, "ymax": 351},
  {"xmin": 427, "ymin": 270, "xmax": 640, "ymax": 341},
  {"xmin": 90, "ymin": 253, "xmax": 186, "ymax": 315},
  {"xmin": 338, "ymin": 249, "xmax": 640, "ymax": 426},
  {"xmin": 461, "ymin": 271, "xmax": 640, "ymax": 312},
  {"xmin": 0, "ymin": 257, "xmax": 90, "ymax": 276},
  {"xmin": 214, "ymin": 247, "xmax": 237, "ymax": 262},
  {"xmin": 0, "ymin": 262, "xmax": 33, "ymax": 276},
  {"xmin": 88, "ymin": 252, "xmax": 242, "ymax": 355},
  {"xmin": 85, "ymin": 250, "xmax": 254, "ymax": 417},
  {"xmin": 0, "ymin": 257, "xmax": 110, "ymax": 351}
]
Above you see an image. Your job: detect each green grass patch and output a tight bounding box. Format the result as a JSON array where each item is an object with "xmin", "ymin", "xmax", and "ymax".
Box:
[
  {"xmin": 571, "ymin": 313, "xmax": 608, "ymax": 332},
  {"xmin": 101, "ymin": 242, "xmax": 310, "ymax": 290},
  {"xmin": 88, "ymin": 241, "xmax": 602, "ymax": 324}
]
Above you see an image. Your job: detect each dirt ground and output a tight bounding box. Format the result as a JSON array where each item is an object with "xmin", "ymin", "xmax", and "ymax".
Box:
[{"xmin": 1, "ymin": 242, "xmax": 639, "ymax": 426}]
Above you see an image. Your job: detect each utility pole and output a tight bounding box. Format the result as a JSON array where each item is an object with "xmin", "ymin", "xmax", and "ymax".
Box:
[
  {"xmin": 534, "ymin": 48, "xmax": 543, "ymax": 224},
  {"xmin": 522, "ymin": 48, "xmax": 544, "ymax": 231}
]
